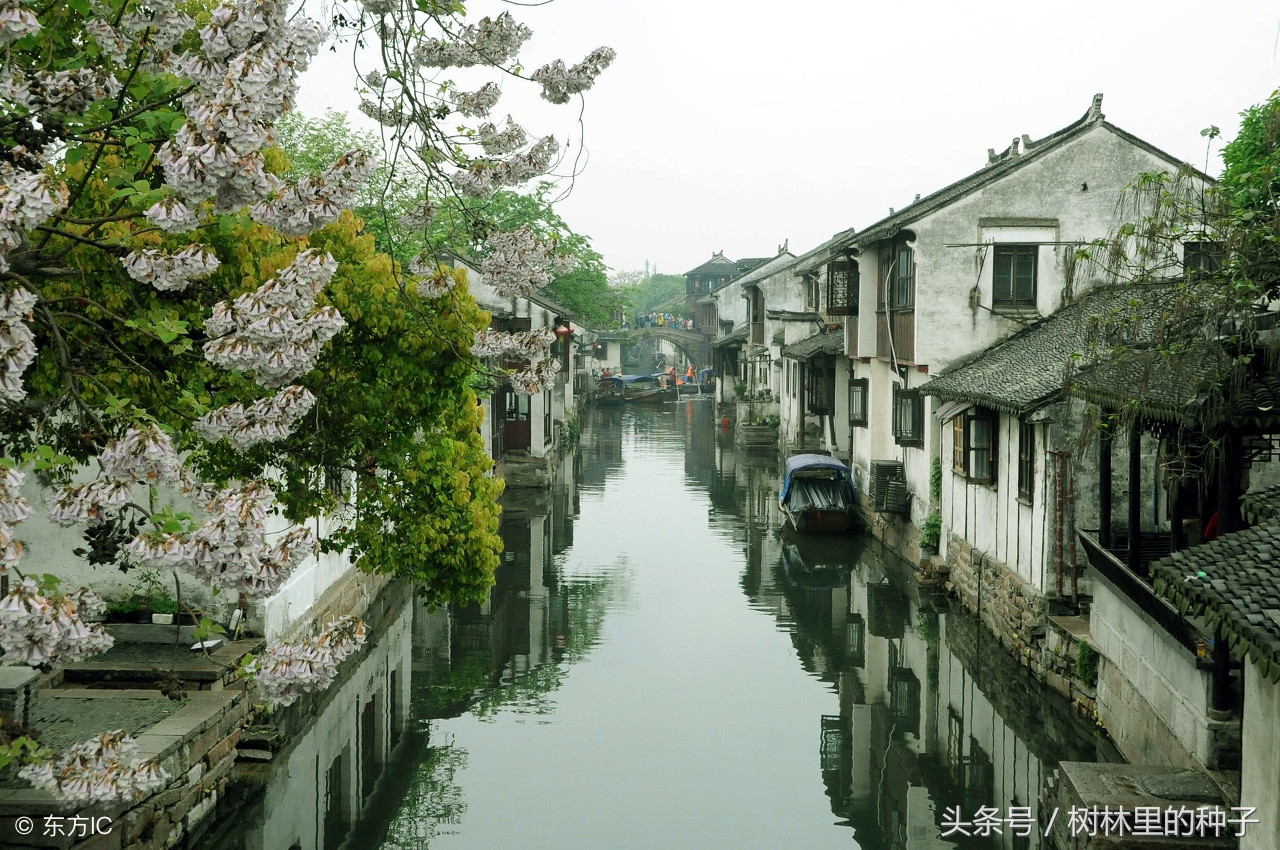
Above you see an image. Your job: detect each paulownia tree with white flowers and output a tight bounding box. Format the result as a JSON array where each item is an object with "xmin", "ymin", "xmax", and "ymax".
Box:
[{"xmin": 0, "ymin": 0, "xmax": 610, "ymax": 804}]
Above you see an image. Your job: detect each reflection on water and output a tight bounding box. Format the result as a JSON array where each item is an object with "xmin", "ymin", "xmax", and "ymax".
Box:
[{"xmin": 203, "ymin": 403, "xmax": 1116, "ymax": 850}]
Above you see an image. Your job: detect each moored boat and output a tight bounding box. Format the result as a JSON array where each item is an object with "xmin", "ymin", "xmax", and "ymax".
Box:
[{"xmin": 780, "ymin": 454, "xmax": 856, "ymax": 533}]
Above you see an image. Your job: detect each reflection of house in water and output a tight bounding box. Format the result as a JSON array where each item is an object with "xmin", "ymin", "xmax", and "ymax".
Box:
[
  {"xmin": 830, "ymin": 547, "xmax": 1118, "ymax": 849},
  {"xmin": 733, "ymin": 510, "xmax": 1118, "ymax": 849},
  {"xmin": 228, "ymin": 591, "xmax": 414, "ymax": 850},
  {"xmin": 579, "ymin": 404, "xmax": 625, "ymax": 491}
]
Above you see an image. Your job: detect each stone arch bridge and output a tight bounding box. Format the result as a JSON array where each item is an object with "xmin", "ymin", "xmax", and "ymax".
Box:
[{"xmin": 599, "ymin": 326, "xmax": 711, "ymax": 372}]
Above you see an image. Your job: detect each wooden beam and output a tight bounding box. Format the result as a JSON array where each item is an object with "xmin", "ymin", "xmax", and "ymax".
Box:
[
  {"xmin": 1099, "ymin": 417, "xmax": 1113, "ymax": 549},
  {"xmin": 1129, "ymin": 422, "xmax": 1142, "ymax": 575}
]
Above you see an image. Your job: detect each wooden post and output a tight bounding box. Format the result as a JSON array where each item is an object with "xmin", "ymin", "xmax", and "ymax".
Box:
[
  {"xmin": 1099, "ymin": 416, "xmax": 1113, "ymax": 550},
  {"xmin": 1212, "ymin": 626, "xmax": 1232, "ymax": 712},
  {"xmin": 1128, "ymin": 421, "xmax": 1142, "ymax": 574}
]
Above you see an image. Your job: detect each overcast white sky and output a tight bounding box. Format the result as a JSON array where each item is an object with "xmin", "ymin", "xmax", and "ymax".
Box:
[{"xmin": 297, "ymin": 0, "xmax": 1280, "ymax": 277}]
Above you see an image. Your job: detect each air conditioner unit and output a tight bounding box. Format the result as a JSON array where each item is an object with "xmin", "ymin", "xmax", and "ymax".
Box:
[{"xmin": 869, "ymin": 460, "xmax": 910, "ymax": 514}]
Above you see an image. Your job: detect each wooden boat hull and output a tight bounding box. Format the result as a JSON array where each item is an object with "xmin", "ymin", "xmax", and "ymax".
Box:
[
  {"xmin": 782, "ymin": 506, "xmax": 856, "ymax": 534},
  {"xmin": 623, "ymin": 388, "xmax": 674, "ymax": 404},
  {"xmin": 676, "ymin": 381, "xmax": 715, "ymax": 395}
]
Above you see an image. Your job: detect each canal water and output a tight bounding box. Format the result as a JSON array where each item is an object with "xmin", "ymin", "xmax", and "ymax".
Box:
[{"xmin": 206, "ymin": 402, "xmax": 1118, "ymax": 850}]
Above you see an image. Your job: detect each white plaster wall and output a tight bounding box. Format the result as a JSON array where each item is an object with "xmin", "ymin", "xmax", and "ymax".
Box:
[
  {"xmin": 263, "ymin": 515, "xmax": 360, "ymax": 641},
  {"xmin": 1240, "ymin": 661, "xmax": 1280, "ymax": 850},
  {"xmin": 1090, "ymin": 575, "xmax": 1212, "ymax": 767},
  {"xmin": 908, "ymin": 124, "xmax": 1206, "ymax": 373},
  {"xmin": 14, "ymin": 472, "xmax": 218, "ymax": 611},
  {"xmin": 941, "ymin": 414, "xmax": 1049, "ymax": 592},
  {"xmin": 245, "ymin": 598, "xmax": 413, "ymax": 850}
]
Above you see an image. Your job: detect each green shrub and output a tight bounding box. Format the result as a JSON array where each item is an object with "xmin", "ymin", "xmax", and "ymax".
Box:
[
  {"xmin": 920, "ymin": 512, "xmax": 942, "ymax": 554},
  {"xmin": 1076, "ymin": 640, "xmax": 1099, "ymax": 687}
]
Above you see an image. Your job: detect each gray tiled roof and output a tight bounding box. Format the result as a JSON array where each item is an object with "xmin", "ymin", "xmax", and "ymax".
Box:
[
  {"xmin": 1151, "ymin": 527, "xmax": 1280, "ymax": 681},
  {"xmin": 924, "ymin": 284, "xmax": 1190, "ymax": 416},
  {"xmin": 711, "ymin": 324, "xmax": 749, "ymax": 348},
  {"xmin": 849, "ymin": 97, "xmax": 1208, "ymax": 250},
  {"xmin": 684, "ymin": 252, "xmax": 740, "ymax": 277},
  {"xmin": 782, "ymin": 330, "xmax": 844, "ymax": 360},
  {"xmin": 716, "ymin": 250, "xmax": 797, "ymax": 292},
  {"xmin": 1242, "ymin": 486, "xmax": 1280, "ymax": 526},
  {"xmin": 766, "ymin": 310, "xmax": 822, "ymax": 322}
]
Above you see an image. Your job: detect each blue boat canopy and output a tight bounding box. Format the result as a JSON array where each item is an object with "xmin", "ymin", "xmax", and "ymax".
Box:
[{"xmin": 781, "ymin": 454, "xmax": 852, "ymax": 504}]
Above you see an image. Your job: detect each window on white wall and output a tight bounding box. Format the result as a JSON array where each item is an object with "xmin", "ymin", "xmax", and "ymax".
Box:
[
  {"xmin": 1018, "ymin": 421, "xmax": 1035, "ymax": 501},
  {"xmin": 993, "ymin": 245, "xmax": 1037, "ymax": 308},
  {"xmin": 893, "ymin": 387, "xmax": 923, "ymax": 447},
  {"xmin": 952, "ymin": 408, "xmax": 996, "ymax": 484},
  {"xmin": 848, "ymin": 378, "xmax": 868, "ymax": 427}
]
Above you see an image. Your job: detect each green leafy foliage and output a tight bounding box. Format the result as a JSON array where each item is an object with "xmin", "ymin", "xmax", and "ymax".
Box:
[
  {"xmin": 4, "ymin": 12, "xmax": 503, "ymax": 607},
  {"xmin": 1076, "ymin": 640, "xmax": 1099, "ymax": 687}
]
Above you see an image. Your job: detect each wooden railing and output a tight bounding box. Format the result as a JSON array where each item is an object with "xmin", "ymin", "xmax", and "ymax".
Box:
[{"xmin": 1078, "ymin": 531, "xmax": 1203, "ymax": 655}]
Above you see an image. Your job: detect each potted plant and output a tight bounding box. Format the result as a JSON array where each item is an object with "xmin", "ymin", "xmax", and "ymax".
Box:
[{"xmin": 151, "ymin": 595, "xmax": 178, "ymax": 625}]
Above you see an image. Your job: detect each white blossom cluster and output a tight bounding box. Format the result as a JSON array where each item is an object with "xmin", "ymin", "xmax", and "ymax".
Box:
[
  {"xmin": 0, "ymin": 0, "xmax": 39, "ymax": 44},
  {"xmin": 477, "ymin": 116, "xmax": 528, "ymax": 156},
  {"xmin": 252, "ymin": 149, "xmax": 376, "ymax": 237},
  {"xmin": 413, "ymin": 12, "xmax": 531, "ymax": 69},
  {"xmin": 19, "ymin": 731, "xmax": 168, "ymax": 805},
  {"xmin": 414, "ymin": 264, "xmax": 456, "ymax": 299},
  {"xmin": 0, "ymin": 163, "xmax": 69, "ymax": 272},
  {"xmin": 0, "ymin": 466, "xmax": 31, "ymax": 570},
  {"xmin": 119, "ymin": 0, "xmax": 193, "ymax": 53},
  {"xmin": 246, "ymin": 615, "xmax": 367, "ymax": 708},
  {"xmin": 121, "ymin": 245, "xmax": 220, "ymax": 292},
  {"xmin": 399, "ymin": 200, "xmax": 437, "ymax": 232},
  {"xmin": 204, "ymin": 249, "xmax": 345, "ymax": 387},
  {"xmin": 532, "ymin": 47, "xmax": 616, "ymax": 105},
  {"xmin": 194, "ymin": 385, "xmax": 316, "ymax": 449},
  {"xmin": 97, "ymin": 424, "xmax": 184, "ymax": 485},
  {"xmin": 451, "ymin": 82, "xmax": 501, "ymax": 119},
  {"xmin": 0, "ymin": 578, "xmax": 113, "ymax": 666},
  {"xmin": 84, "ymin": 17, "xmax": 132, "ymax": 65},
  {"xmin": 157, "ymin": 0, "xmax": 326, "ymax": 215},
  {"xmin": 357, "ymin": 98, "xmax": 408, "ymax": 129},
  {"xmin": 470, "ymin": 327, "xmax": 554, "ymax": 359},
  {"xmin": 143, "ymin": 196, "xmax": 201, "ymax": 234},
  {"xmin": 452, "ymin": 135, "xmax": 558, "ymax": 199},
  {"xmin": 47, "ymin": 425, "xmax": 183, "ymax": 526},
  {"xmin": 480, "ymin": 225, "xmax": 576, "ymax": 299},
  {"xmin": 0, "ymin": 287, "xmax": 38, "ymax": 401},
  {"xmin": 129, "ymin": 481, "xmax": 316, "ymax": 598},
  {"xmin": 30, "ymin": 67, "xmax": 122, "ymax": 112},
  {"xmin": 509, "ymin": 357, "xmax": 562, "ymax": 396}
]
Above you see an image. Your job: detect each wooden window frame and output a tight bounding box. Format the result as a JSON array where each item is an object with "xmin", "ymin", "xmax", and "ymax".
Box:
[
  {"xmin": 993, "ymin": 244, "xmax": 1037, "ymax": 309},
  {"xmin": 848, "ymin": 377, "xmax": 868, "ymax": 427},
  {"xmin": 961, "ymin": 409, "xmax": 997, "ymax": 485},
  {"xmin": 1018, "ymin": 420, "xmax": 1035, "ymax": 502},
  {"xmin": 542, "ymin": 389, "xmax": 553, "ymax": 446},
  {"xmin": 893, "ymin": 387, "xmax": 923, "ymax": 447},
  {"xmin": 1184, "ymin": 241, "xmax": 1224, "ymax": 276},
  {"xmin": 952, "ymin": 416, "xmax": 966, "ymax": 473},
  {"xmin": 893, "ymin": 246, "xmax": 915, "ymax": 309},
  {"xmin": 877, "ymin": 239, "xmax": 915, "ymax": 312},
  {"xmin": 827, "ymin": 258, "xmax": 858, "ymax": 316}
]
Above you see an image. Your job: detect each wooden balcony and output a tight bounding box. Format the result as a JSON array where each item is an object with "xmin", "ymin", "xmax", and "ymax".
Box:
[{"xmin": 876, "ymin": 310, "xmax": 914, "ymax": 362}]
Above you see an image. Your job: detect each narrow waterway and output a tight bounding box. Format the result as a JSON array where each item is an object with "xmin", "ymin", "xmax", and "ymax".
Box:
[{"xmin": 206, "ymin": 402, "xmax": 1118, "ymax": 850}]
